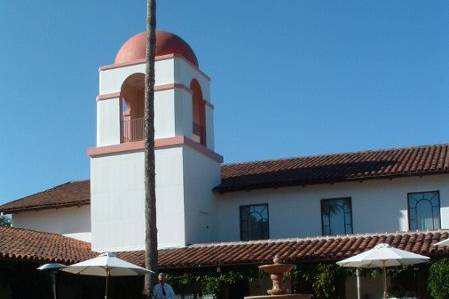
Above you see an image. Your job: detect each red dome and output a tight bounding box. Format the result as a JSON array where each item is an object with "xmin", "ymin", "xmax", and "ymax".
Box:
[{"xmin": 114, "ymin": 31, "xmax": 199, "ymax": 67}]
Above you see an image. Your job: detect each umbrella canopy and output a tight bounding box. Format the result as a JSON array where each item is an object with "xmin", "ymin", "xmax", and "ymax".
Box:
[
  {"xmin": 337, "ymin": 243, "xmax": 429, "ymax": 268},
  {"xmin": 337, "ymin": 243, "xmax": 429, "ymax": 299},
  {"xmin": 38, "ymin": 263, "xmax": 66, "ymax": 272},
  {"xmin": 62, "ymin": 252, "xmax": 152, "ymax": 277},
  {"xmin": 434, "ymin": 238, "xmax": 449, "ymax": 247},
  {"xmin": 62, "ymin": 252, "xmax": 153, "ymax": 299},
  {"xmin": 38, "ymin": 263, "xmax": 66, "ymax": 299}
]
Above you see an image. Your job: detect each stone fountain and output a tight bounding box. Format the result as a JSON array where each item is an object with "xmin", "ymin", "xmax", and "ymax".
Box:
[{"xmin": 245, "ymin": 256, "xmax": 313, "ymax": 299}]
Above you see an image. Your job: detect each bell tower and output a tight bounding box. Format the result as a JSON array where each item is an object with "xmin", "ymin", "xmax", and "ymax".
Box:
[{"xmin": 87, "ymin": 31, "xmax": 222, "ymax": 252}]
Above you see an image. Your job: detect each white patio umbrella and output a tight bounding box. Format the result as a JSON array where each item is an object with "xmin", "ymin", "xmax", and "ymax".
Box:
[
  {"xmin": 37, "ymin": 263, "xmax": 66, "ymax": 299},
  {"xmin": 434, "ymin": 238, "xmax": 449, "ymax": 247},
  {"xmin": 337, "ymin": 243, "xmax": 429, "ymax": 299},
  {"xmin": 62, "ymin": 252, "xmax": 153, "ymax": 299}
]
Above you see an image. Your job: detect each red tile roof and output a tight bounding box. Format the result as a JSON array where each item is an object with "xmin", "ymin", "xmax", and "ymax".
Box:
[
  {"xmin": 2, "ymin": 226, "xmax": 447, "ymax": 269},
  {"xmin": 217, "ymin": 144, "xmax": 449, "ymax": 192},
  {"xmin": 152, "ymin": 231, "xmax": 449, "ymax": 268},
  {"xmin": 0, "ymin": 180, "xmax": 90, "ymax": 213},
  {"xmin": 2, "ymin": 144, "xmax": 449, "ymax": 212},
  {"xmin": 0, "ymin": 226, "xmax": 94, "ymax": 264}
]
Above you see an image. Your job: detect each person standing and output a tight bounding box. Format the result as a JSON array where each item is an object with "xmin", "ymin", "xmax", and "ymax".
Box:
[{"xmin": 152, "ymin": 273, "xmax": 175, "ymax": 299}]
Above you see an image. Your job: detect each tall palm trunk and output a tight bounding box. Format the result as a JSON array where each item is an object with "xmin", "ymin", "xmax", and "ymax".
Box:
[{"xmin": 143, "ymin": 0, "xmax": 158, "ymax": 297}]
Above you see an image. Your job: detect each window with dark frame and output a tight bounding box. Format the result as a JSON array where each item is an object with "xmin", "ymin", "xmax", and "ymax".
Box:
[
  {"xmin": 240, "ymin": 204, "xmax": 269, "ymax": 241},
  {"xmin": 321, "ymin": 197, "xmax": 353, "ymax": 236},
  {"xmin": 408, "ymin": 191, "xmax": 441, "ymax": 231}
]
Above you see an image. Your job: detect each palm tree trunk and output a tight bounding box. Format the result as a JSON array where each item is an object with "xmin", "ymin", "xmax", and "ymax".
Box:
[{"xmin": 143, "ymin": 0, "xmax": 158, "ymax": 297}]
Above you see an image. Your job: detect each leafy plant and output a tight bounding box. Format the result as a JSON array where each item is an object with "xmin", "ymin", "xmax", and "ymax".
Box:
[
  {"xmin": 166, "ymin": 268, "xmax": 260, "ymax": 298},
  {"xmin": 386, "ymin": 265, "xmax": 421, "ymax": 298},
  {"xmin": 428, "ymin": 258, "xmax": 449, "ymax": 299},
  {"xmin": 312, "ymin": 264, "xmax": 347, "ymax": 299},
  {"xmin": 167, "ymin": 263, "xmax": 351, "ymax": 299},
  {"xmin": 289, "ymin": 264, "xmax": 316, "ymax": 294}
]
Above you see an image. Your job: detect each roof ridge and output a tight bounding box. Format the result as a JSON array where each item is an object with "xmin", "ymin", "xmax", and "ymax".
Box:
[
  {"xmin": 67, "ymin": 179, "xmax": 89, "ymax": 184},
  {"xmin": 222, "ymin": 143, "xmax": 449, "ymax": 167},
  {"xmin": 0, "ymin": 179, "xmax": 84, "ymax": 206},
  {"xmin": 187, "ymin": 230, "xmax": 449, "ymax": 248},
  {"xmin": 0, "ymin": 181, "xmax": 74, "ymax": 208}
]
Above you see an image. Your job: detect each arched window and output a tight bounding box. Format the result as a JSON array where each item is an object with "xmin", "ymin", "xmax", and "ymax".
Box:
[
  {"xmin": 190, "ymin": 80, "xmax": 207, "ymax": 146},
  {"xmin": 120, "ymin": 73, "xmax": 145, "ymax": 142},
  {"xmin": 408, "ymin": 191, "xmax": 441, "ymax": 231}
]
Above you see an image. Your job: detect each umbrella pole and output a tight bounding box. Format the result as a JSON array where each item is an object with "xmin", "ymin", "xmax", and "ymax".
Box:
[
  {"xmin": 51, "ymin": 272, "xmax": 57, "ymax": 299},
  {"xmin": 356, "ymin": 268, "xmax": 361, "ymax": 299},
  {"xmin": 105, "ymin": 268, "xmax": 110, "ymax": 299},
  {"xmin": 383, "ymin": 261, "xmax": 387, "ymax": 299}
]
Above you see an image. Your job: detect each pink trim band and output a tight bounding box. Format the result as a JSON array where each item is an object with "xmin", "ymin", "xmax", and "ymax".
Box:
[
  {"xmin": 96, "ymin": 92, "xmax": 120, "ymax": 101},
  {"xmin": 87, "ymin": 136, "xmax": 223, "ymax": 162},
  {"xmin": 182, "ymin": 137, "xmax": 223, "ymax": 162},
  {"xmin": 87, "ymin": 140, "xmax": 144, "ymax": 156},
  {"xmin": 99, "ymin": 54, "xmax": 211, "ymax": 81},
  {"xmin": 155, "ymin": 83, "xmax": 192, "ymax": 94}
]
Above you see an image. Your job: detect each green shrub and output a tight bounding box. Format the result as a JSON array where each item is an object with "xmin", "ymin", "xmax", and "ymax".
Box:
[
  {"xmin": 312, "ymin": 264, "xmax": 347, "ymax": 299},
  {"xmin": 428, "ymin": 258, "xmax": 449, "ymax": 299},
  {"xmin": 166, "ymin": 269, "xmax": 259, "ymax": 298}
]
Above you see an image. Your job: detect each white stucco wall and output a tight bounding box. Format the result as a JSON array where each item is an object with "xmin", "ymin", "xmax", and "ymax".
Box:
[
  {"xmin": 182, "ymin": 146, "xmax": 221, "ymax": 245},
  {"xmin": 97, "ymin": 98, "xmax": 121, "ymax": 146},
  {"xmin": 173, "ymin": 88, "xmax": 193, "ymax": 139},
  {"xmin": 90, "ymin": 139, "xmax": 222, "ymax": 251},
  {"xmin": 215, "ymin": 174, "xmax": 449, "ymax": 242},
  {"xmin": 205, "ymin": 105, "xmax": 215, "ymax": 150},
  {"xmin": 99, "ymin": 57, "xmax": 209, "ymax": 98},
  {"xmin": 90, "ymin": 147, "xmax": 187, "ymax": 252},
  {"xmin": 154, "ymin": 89, "xmax": 177, "ymax": 139},
  {"xmin": 12, "ymin": 205, "xmax": 91, "ymax": 242},
  {"xmin": 99, "ymin": 59, "xmax": 174, "ymax": 95},
  {"xmin": 173, "ymin": 58, "xmax": 210, "ymax": 101}
]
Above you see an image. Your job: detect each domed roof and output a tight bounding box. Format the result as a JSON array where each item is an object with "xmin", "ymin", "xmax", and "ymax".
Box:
[{"xmin": 114, "ymin": 31, "xmax": 199, "ymax": 67}]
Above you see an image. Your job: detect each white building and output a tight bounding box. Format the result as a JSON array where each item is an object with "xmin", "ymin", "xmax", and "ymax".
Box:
[{"xmin": 1, "ymin": 30, "xmax": 448, "ymax": 299}]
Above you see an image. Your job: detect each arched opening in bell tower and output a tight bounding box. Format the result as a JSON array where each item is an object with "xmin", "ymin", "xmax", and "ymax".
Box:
[
  {"xmin": 191, "ymin": 79, "xmax": 206, "ymax": 146},
  {"xmin": 120, "ymin": 73, "xmax": 145, "ymax": 143}
]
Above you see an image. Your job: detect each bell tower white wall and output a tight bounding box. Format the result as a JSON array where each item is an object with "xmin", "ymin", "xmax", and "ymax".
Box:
[
  {"xmin": 89, "ymin": 55, "xmax": 222, "ymax": 252},
  {"xmin": 95, "ymin": 57, "xmax": 213, "ymax": 147}
]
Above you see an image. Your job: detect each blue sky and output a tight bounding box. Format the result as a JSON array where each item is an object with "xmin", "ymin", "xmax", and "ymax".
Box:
[{"xmin": 0, "ymin": 0, "xmax": 448, "ymax": 204}]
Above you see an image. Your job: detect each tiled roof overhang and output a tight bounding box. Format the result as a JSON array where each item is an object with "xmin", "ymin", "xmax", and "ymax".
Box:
[
  {"xmin": 0, "ymin": 180, "xmax": 90, "ymax": 213},
  {"xmin": 0, "ymin": 226, "xmax": 94, "ymax": 264},
  {"xmin": 151, "ymin": 231, "xmax": 449, "ymax": 269},
  {"xmin": 1, "ymin": 226, "xmax": 449, "ymax": 270}
]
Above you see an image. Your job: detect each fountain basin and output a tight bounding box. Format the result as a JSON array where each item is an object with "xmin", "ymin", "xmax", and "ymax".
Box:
[
  {"xmin": 244, "ymin": 256, "xmax": 313, "ymax": 299},
  {"xmin": 259, "ymin": 264, "xmax": 295, "ymax": 274},
  {"xmin": 245, "ymin": 295, "xmax": 312, "ymax": 299}
]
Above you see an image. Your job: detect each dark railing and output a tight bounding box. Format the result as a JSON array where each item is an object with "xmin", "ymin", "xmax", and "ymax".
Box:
[
  {"xmin": 121, "ymin": 117, "xmax": 144, "ymax": 142},
  {"xmin": 193, "ymin": 122, "xmax": 206, "ymax": 145},
  {"xmin": 120, "ymin": 118, "xmax": 206, "ymax": 145},
  {"xmin": 193, "ymin": 122, "xmax": 202, "ymax": 136}
]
